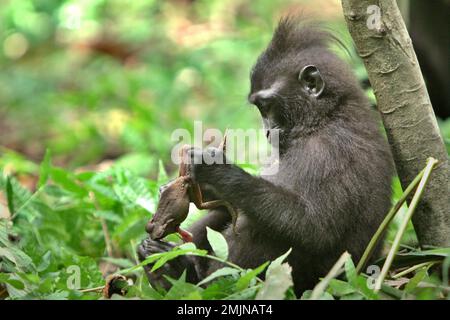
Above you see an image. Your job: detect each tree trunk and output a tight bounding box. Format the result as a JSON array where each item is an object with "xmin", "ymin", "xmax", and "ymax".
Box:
[{"xmin": 341, "ymin": 0, "xmax": 450, "ymax": 248}]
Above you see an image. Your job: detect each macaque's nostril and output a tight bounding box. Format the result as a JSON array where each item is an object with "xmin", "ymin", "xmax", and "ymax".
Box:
[
  {"xmin": 248, "ymin": 93, "xmax": 258, "ymax": 105},
  {"xmin": 145, "ymin": 221, "xmax": 154, "ymax": 234},
  {"xmin": 249, "ymin": 93, "xmax": 264, "ymax": 105},
  {"xmin": 249, "ymin": 93, "xmax": 270, "ymax": 114}
]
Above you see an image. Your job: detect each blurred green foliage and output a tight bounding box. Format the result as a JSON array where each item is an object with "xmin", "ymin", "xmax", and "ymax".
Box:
[
  {"xmin": 0, "ymin": 0, "xmax": 368, "ymax": 174},
  {"xmin": 1, "ymin": 0, "xmax": 278, "ymax": 173},
  {"xmin": 0, "ymin": 0, "xmax": 449, "ymax": 300}
]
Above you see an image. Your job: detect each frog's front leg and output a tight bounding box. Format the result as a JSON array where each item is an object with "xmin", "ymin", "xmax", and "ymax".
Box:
[{"xmin": 190, "ymin": 183, "xmax": 239, "ymax": 234}]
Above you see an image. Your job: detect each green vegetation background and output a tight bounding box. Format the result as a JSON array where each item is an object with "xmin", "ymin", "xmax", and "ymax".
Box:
[{"xmin": 0, "ymin": 0, "xmax": 449, "ymax": 300}]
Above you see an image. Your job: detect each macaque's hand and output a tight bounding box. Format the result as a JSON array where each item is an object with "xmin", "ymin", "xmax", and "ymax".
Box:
[
  {"xmin": 188, "ymin": 147, "xmax": 229, "ymax": 184},
  {"xmin": 137, "ymin": 238, "xmax": 199, "ymax": 289}
]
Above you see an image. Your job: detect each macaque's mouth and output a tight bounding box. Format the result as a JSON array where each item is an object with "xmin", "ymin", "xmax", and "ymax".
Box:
[
  {"xmin": 265, "ymin": 127, "xmax": 282, "ymax": 141},
  {"xmin": 149, "ymin": 233, "xmax": 163, "ymax": 241},
  {"xmin": 151, "ymin": 233, "xmax": 164, "ymax": 241},
  {"xmin": 146, "ymin": 220, "xmax": 192, "ymax": 242}
]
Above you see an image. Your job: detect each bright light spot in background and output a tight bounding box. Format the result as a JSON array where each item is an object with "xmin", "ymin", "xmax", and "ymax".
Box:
[
  {"xmin": 137, "ymin": 197, "xmax": 156, "ymax": 213},
  {"xmin": 175, "ymin": 67, "xmax": 202, "ymax": 89},
  {"xmin": 60, "ymin": 4, "xmax": 83, "ymax": 30},
  {"xmin": 3, "ymin": 33, "xmax": 29, "ymax": 60}
]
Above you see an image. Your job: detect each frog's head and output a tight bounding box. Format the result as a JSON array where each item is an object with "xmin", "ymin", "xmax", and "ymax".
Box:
[
  {"xmin": 145, "ymin": 217, "xmax": 177, "ymax": 240},
  {"xmin": 146, "ymin": 178, "xmax": 190, "ymax": 240}
]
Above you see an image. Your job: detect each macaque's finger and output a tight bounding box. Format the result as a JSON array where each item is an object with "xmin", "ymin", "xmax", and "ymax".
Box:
[
  {"xmin": 137, "ymin": 239, "xmax": 172, "ymax": 266},
  {"xmin": 187, "ymin": 148, "xmax": 204, "ymax": 165},
  {"xmin": 219, "ymin": 129, "xmax": 228, "ymax": 153},
  {"xmin": 178, "ymin": 144, "xmax": 191, "ymax": 176}
]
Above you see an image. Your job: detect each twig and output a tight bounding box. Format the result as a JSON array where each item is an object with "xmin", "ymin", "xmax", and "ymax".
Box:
[
  {"xmin": 310, "ymin": 251, "xmax": 351, "ymax": 300},
  {"xmin": 79, "ymin": 285, "xmax": 105, "ymax": 293},
  {"xmin": 89, "ymin": 191, "xmax": 114, "ymax": 257},
  {"xmin": 356, "ymin": 165, "xmax": 428, "ymax": 274},
  {"xmin": 130, "ymin": 239, "xmax": 140, "ymax": 265},
  {"xmin": 392, "ymin": 261, "xmax": 438, "ymax": 279},
  {"xmin": 374, "ymin": 157, "xmax": 438, "ymax": 292},
  {"xmin": 11, "ymin": 184, "xmax": 45, "ymax": 220}
]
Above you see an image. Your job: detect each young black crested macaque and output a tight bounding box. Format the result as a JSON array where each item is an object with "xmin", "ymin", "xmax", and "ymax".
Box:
[{"xmin": 138, "ymin": 17, "xmax": 394, "ymax": 294}]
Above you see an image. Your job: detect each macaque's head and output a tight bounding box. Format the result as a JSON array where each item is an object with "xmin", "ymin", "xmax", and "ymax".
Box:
[{"xmin": 248, "ymin": 17, "xmax": 363, "ymax": 146}]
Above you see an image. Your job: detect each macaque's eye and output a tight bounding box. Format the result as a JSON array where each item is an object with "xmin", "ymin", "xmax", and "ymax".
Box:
[{"xmin": 298, "ymin": 65, "xmax": 325, "ymax": 97}]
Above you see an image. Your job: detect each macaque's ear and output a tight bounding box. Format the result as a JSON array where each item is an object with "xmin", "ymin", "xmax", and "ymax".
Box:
[{"xmin": 298, "ymin": 65, "xmax": 325, "ymax": 97}]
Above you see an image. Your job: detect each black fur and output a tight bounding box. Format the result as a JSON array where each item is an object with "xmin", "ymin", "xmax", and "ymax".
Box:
[{"xmin": 138, "ymin": 17, "xmax": 394, "ymax": 295}]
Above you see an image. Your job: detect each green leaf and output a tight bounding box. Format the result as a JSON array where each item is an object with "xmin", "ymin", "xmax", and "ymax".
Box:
[
  {"xmin": 41, "ymin": 290, "xmax": 69, "ymax": 300},
  {"xmin": 206, "ymin": 227, "xmax": 228, "ymax": 260},
  {"xmin": 17, "ymin": 272, "xmax": 40, "ymax": 284},
  {"xmin": 37, "ymin": 251, "xmax": 52, "ymax": 272},
  {"xmin": 0, "ymin": 247, "xmax": 32, "ymax": 269},
  {"xmin": 225, "ymin": 285, "xmax": 260, "ymax": 300},
  {"xmin": 178, "ymin": 242, "xmax": 197, "ymax": 251},
  {"xmin": 405, "ymin": 268, "xmax": 429, "ymax": 293},
  {"xmin": 202, "ymin": 276, "xmax": 237, "ymax": 299},
  {"xmin": 38, "ymin": 149, "xmax": 52, "ymax": 188},
  {"xmin": 121, "ymin": 244, "xmax": 206, "ymax": 275},
  {"xmin": 376, "ymin": 247, "xmax": 450, "ymax": 268},
  {"xmin": 355, "ymin": 276, "xmax": 379, "ymax": 300},
  {"xmin": 340, "ymin": 292, "xmax": 364, "ymax": 300},
  {"xmin": 265, "ymin": 248, "xmax": 292, "ymax": 277},
  {"xmin": 235, "ymin": 262, "xmax": 269, "ymax": 291},
  {"xmin": 0, "ymin": 220, "xmax": 9, "ymax": 246},
  {"xmin": 101, "ymin": 257, "xmax": 134, "ymax": 269},
  {"xmin": 256, "ymin": 262, "xmax": 293, "ymax": 300},
  {"xmin": 0, "ymin": 273, "xmax": 25, "ymax": 290},
  {"xmin": 300, "ymin": 290, "xmax": 312, "ymax": 299},
  {"xmin": 157, "ymin": 160, "xmax": 168, "ymax": 184},
  {"xmin": 345, "ymin": 256, "xmax": 357, "ymax": 286},
  {"xmin": 123, "ymin": 253, "xmax": 165, "ymax": 274},
  {"xmin": 6, "ymin": 279, "xmax": 25, "ymax": 290},
  {"xmin": 93, "ymin": 210, "xmax": 123, "ymax": 223},
  {"xmin": 38, "ymin": 277, "xmax": 54, "ymax": 293},
  {"xmin": 164, "ymin": 271, "xmax": 203, "ymax": 300},
  {"xmin": 151, "ymin": 248, "xmax": 207, "ymax": 272},
  {"xmin": 319, "ymin": 292, "xmax": 335, "ymax": 300},
  {"xmin": 327, "ymin": 279, "xmax": 356, "ymax": 297},
  {"xmin": 197, "ymin": 267, "xmax": 240, "ymax": 286},
  {"xmin": 442, "ymin": 255, "xmax": 450, "ymax": 285},
  {"xmin": 75, "ymin": 171, "xmax": 96, "ymax": 181},
  {"xmin": 136, "ymin": 281, "xmax": 165, "ymax": 300},
  {"xmin": 50, "ymin": 167, "xmax": 87, "ymax": 196},
  {"xmin": 6, "ymin": 176, "xmax": 15, "ymax": 216},
  {"xmin": 183, "ymin": 291, "xmax": 203, "ymax": 300},
  {"xmin": 303, "ymin": 290, "xmax": 334, "ymax": 300}
]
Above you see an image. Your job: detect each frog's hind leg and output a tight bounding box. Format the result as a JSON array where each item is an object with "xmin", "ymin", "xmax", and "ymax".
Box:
[{"xmin": 194, "ymin": 199, "xmax": 239, "ymax": 235}]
